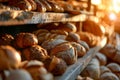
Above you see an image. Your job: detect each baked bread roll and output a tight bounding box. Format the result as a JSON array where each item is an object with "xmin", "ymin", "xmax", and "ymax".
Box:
[
  {"xmin": 27, "ymin": 0, "xmax": 37, "ymax": 10},
  {"xmin": 40, "ymin": 0, "xmax": 52, "ymax": 11},
  {"xmin": 82, "ymin": 20, "xmax": 105, "ymax": 37},
  {"xmin": 107, "ymin": 63, "xmax": 120, "ymax": 73},
  {"xmin": 50, "ymin": 42, "xmax": 78, "ymax": 65},
  {"xmin": 43, "ymin": 56, "xmax": 67, "ymax": 76},
  {"xmin": 6, "ymin": 69, "xmax": 33, "ymax": 80},
  {"xmin": 95, "ymin": 52, "xmax": 107, "ymax": 66},
  {"xmin": 78, "ymin": 40, "xmax": 89, "ymax": 51},
  {"xmin": 100, "ymin": 66, "xmax": 111, "ymax": 75},
  {"xmin": 66, "ymin": 32, "xmax": 80, "ymax": 42},
  {"xmin": 0, "ymin": 34, "xmax": 14, "ymax": 46},
  {"xmin": 81, "ymin": 58, "xmax": 100, "ymax": 80},
  {"xmin": 41, "ymin": 38, "xmax": 67, "ymax": 53},
  {"xmin": 0, "ymin": 45, "xmax": 21, "ymax": 71},
  {"xmin": 58, "ymin": 22, "xmax": 77, "ymax": 33},
  {"xmin": 23, "ymin": 60, "xmax": 54, "ymax": 80},
  {"xmin": 70, "ymin": 42, "xmax": 86, "ymax": 57},
  {"xmin": 8, "ymin": 0, "xmax": 33, "ymax": 11},
  {"xmin": 22, "ymin": 45, "xmax": 49, "ymax": 61},
  {"xmin": 33, "ymin": 29, "xmax": 50, "ymax": 44},
  {"xmin": 100, "ymin": 72, "xmax": 119, "ymax": 80},
  {"xmin": 77, "ymin": 32, "xmax": 100, "ymax": 47},
  {"xmin": 34, "ymin": 0, "xmax": 47, "ymax": 12},
  {"xmin": 14, "ymin": 33, "xmax": 38, "ymax": 48}
]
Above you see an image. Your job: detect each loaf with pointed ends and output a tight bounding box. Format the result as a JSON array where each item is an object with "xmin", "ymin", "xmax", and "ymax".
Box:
[
  {"xmin": 22, "ymin": 45, "xmax": 49, "ymax": 61},
  {"xmin": 50, "ymin": 42, "xmax": 77, "ymax": 65},
  {"xmin": 14, "ymin": 32, "xmax": 38, "ymax": 48},
  {"xmin": 43, "ymin": 56, "xmax": 67, "ymax": 76},
  {"xmin": 0, "ymin": 45, "xmax": 21, "ymax": 71}
]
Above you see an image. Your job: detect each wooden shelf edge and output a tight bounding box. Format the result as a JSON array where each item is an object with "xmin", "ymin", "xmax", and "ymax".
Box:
[{"xmin": 0, "ymin": 10, "xmax": 87, "ymax": 26}]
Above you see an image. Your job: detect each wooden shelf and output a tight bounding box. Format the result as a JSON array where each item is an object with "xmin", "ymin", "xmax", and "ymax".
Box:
[
  {"xmin": 0, "ymin": 10, "xmax": 87, "ymax": 26},
  {"xmin": 55, "ymin": 37, "xmax": 107, "ymax": 80}
]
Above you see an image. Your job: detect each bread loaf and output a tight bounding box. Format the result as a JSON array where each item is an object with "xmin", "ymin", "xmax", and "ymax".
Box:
[
  {"xmin": 95, "ymin": 52, "xmax": 107, "ymax": 66},
  {"xmin": 81, "ymin": 58, "xmax": 100, "ymax": 80},
  {"xmin": 43, "ymin": 56, "xmax": 67, "ymax": 76},
  {"xmin": 23, "ymin": 60, "xmax": 54, "ymax": 80},
  {"xmin": 100, "ymin": 72, "xmax": 119, "ymax": 80},
  {"xmin": 50, "ymin": 42, "xmax": 77, "ymax": 65},
  {"xmin": 82, "ymin": 20, "xmax": 105, "ymax": 37},
  {"xmin": 0, "ymin": 45, "xmax": 21, "ymax": 71},
  {"xmin": 22, "ymin": 45, "xmax": 49, "ymax": 61},
  {"xmin": 14, "ymin": 33, "xmax": 38, "ymax": 48}
]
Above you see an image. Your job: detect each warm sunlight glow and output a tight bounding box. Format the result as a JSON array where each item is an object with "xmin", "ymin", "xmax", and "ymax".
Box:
[
  {"xmin": 111, "ymin": 0, "xmax": 120, "ymax": 13},
  {"xmin": 91, "ymin": 0, "xmax": 101, "ymax": 5},
  {"xmin": 109, "ymin": 13, "xmax": 116, "ymax": 21}
]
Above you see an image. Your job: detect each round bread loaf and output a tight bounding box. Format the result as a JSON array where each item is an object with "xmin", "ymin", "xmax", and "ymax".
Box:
[
  {"xmin": 22, "ymin": 45, "xmax": 49, "ymax": 61},
  {"xmin": 70, "ymin": 42, "xmax": 86, "ymax": 57},
  {"xmin": 14, "ymin": 33, "xmax": 38, "ymax": 48},
  {"xmin": 107, "ymin": 63, "xmax": 120, "ymax": 73},
  {"xmin": 43, "ymin": 56, "xmax": 67, "ymax": 76},
  {"xmin": 0, "ymin": 45, "xmax": 21, "ymax": 71},
  {"xmin": 95, "ymin": 52, "xmax": 107, "ymax": 66},
  {"xmin": 50, "ymin": 42, "xmax": 77, "ymax": 65}
]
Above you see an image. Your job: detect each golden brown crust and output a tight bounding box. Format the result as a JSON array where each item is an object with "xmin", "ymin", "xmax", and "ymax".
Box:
[
  {"xmin": 82, "ymin": 20, "xmax": 105, "ymax": 37},
  {"xmin": 22, "ymin": 45, "xmax": 49, "ymax": 61},
  {"xmin": 41, "ymin": 38, "xmax": 67, "ymax": 53},
  {"xmin": 50, "ymin": 42, "xmax": 78, "ymax": 65},
  {"xmin": 14, "ymin": 33, "xmax": 38, "ymax": 48},
  {"xmin": 0, "ymin": 45, "xmax": 21, "ymax": 71},
  {"xmin": 8, "ymin": 0, "xmax": 32, "ymax": 11},
  {"xmin": 34, "ymin": 0, "xmax": 46, "ymax": 12},
  {"xmin": 27, "ymin": 0, "xmax": 37, "ymax": 10},
  {"xmin": 70, "ymin": 42, "xmax": 86, "ymax": 57},
  {"xmin": 43, "ymin": 56, "xmax": 67, "ymax": 76}
]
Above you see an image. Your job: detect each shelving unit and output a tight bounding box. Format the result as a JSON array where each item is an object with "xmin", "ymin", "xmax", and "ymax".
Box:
[{"xmin": 0, "ymin": 1, "xmax": 105, "ymax": 80}]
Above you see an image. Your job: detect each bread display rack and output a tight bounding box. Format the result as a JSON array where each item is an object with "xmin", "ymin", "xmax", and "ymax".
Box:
[{"xmin": 0, "ymin": 3, "xmax": 106, "ymax": 80}]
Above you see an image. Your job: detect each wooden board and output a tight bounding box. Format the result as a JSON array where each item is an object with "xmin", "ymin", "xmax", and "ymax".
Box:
[
  {"xmin": 0, "ymin": 10, "xmax": 87, "ymax": 26},
  {"xmin": 55, "ymin": 37, "xmax": 107, "ymax": 80}
]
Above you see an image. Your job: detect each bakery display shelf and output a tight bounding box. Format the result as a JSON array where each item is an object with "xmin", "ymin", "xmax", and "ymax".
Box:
[
  {"xmin": 0, "ymin": 9, "xmax": 88, "ymax": 26},
  {"xmin": 55, "ymin": 36, "xmax": 107, "ymax": 80}
]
